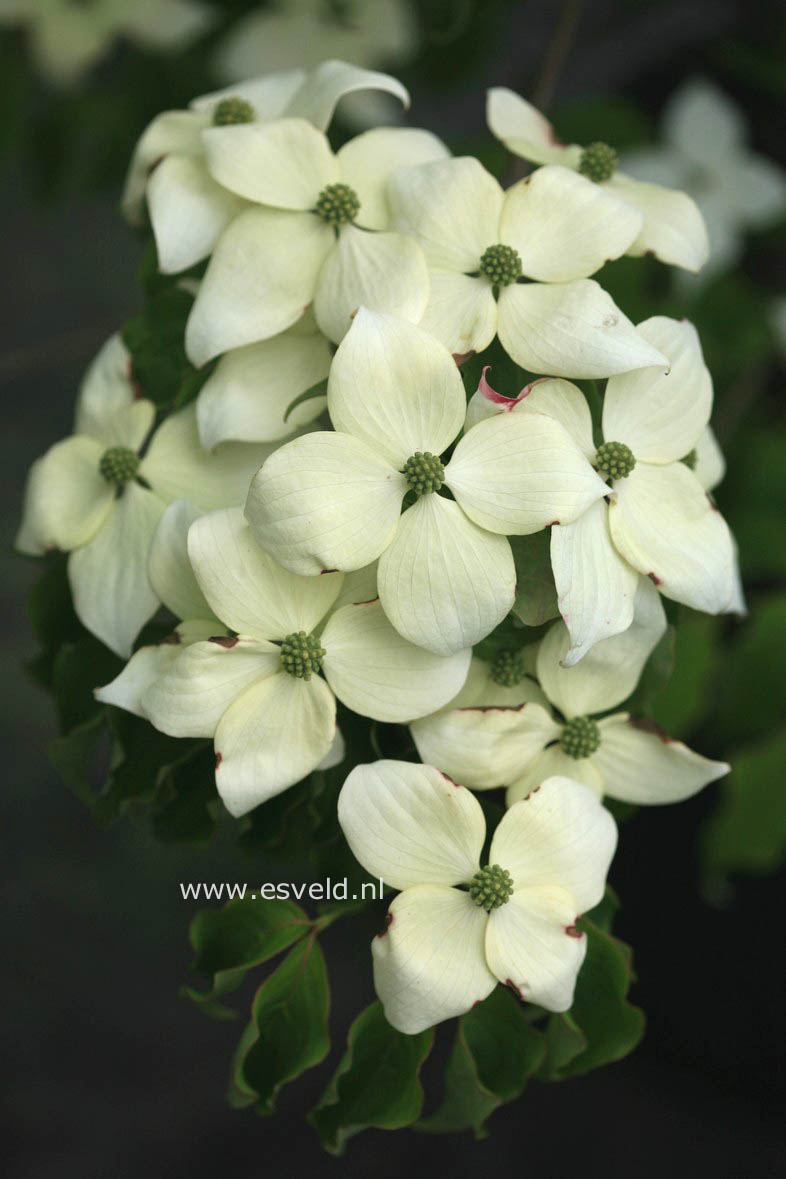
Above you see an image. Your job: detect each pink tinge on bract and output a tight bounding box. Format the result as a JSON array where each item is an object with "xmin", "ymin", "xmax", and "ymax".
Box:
[{"xmin": 476, "ymin": 365, "xmax": 548, "ymax": 410}]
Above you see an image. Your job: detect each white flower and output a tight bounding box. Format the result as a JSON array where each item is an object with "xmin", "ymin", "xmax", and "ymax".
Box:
[
  {"xmin": 487, "ymin": 86, "xmax": 710, "ymax": 273},
  {"xmin": 183, "ymin": 113, "xmax": 447, "ymax": 360},
  {"xmin": 338, "ymin": 763, "xmax": 617, "ymax": 1032},
  {"xmin": 469, "ymin": 316, "xmax": 743, "ymax": 663},
  {"xmin": 412, "ymin": 578, "xmax": 730, "ymax": 806},
  {"xmin": 245, "ymin": 309, "xmax": 608, "ymax": 656},
  {"xmin": 389, "ymin": 155, "xmax": 668, "ymax": 377},
  {"xmin": 141, "ymin": 508, "xmax": 471, "ymax": 816},
  {"xmin": 15, "ymin": 334, "xmax": 279, "ymax": 656},
  {"xmin": 122, "ymin": 59, "xmax": 412, "ymax": 276},
  {"xmin": 0, "ymin": 0, "xmax": 214, "ymax": 85},
  {"xmin": 623, "ymin": 79, "xmax": 786, "ymax": 280}
]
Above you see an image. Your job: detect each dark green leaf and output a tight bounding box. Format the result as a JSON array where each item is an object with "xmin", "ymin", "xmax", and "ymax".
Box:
[
  {"xmin": 622, "ymin": 624, "xmax": 676, "ymax": 716},
  {"xmin": 650, "ymin": 610, "xmax": 722, "ymax": 737},
  {"xmin": 48, "ymin": 713, "xmax": 107, "ymax": 806},
  {"xmin": 509, "ymin": 531, "xmax": 559, "ymax": 627},
  {"xmin": 714, "ymin": 594, "xmax": 786, "ymax": 745},
  {"xmin": 122, "ymin": 287, "xmax": 196, "ymax": 408}
]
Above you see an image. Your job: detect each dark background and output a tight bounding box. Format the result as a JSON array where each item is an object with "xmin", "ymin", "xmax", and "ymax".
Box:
[{"xmin": 3, "ymin": 1, "xmax": 784, "ymax": 1175}]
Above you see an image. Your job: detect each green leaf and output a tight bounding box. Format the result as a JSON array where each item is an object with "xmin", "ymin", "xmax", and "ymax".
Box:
[
  {"xmin": 238, "ymin": 937, "xmax": 330, "ymax": 1113},
  {"xmin": 94, "ymin": 709, "xmax": 201, "ymax": 825},
  {"xmin": 49, "ymin": 713, "xmax": 107, "ymax": 806},
  {"xmin": 714, "ymin": 594, "xmax": 786, "ymax": 746},
  {"xmin": 283, "ymin": 377, "xmax": 328, "ymax": 423},
  {"xmin": 122, "ymin": 287, "xmax": 196, "ymax": 408},
  {"xmin": 25, "ymin": 553, "xmax": 86, "ymax": 687},
  {"xmin": 509, "ymin": 531, "xmax": 559, "ymax": 627},
  {"xmin": 650, "ymin": 610, "xmax": 722, "ymax": 737},
  {"xmin": 622, "ymin": 624, "xmax": 676, "ymax": 716},
  {"xmin": 308, "ymin": 1001, "xmax": 433, "ymax": 1154}
]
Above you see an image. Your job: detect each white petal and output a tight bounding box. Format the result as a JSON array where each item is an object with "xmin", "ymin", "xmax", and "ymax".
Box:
[
  {"xmin": 730, "ymin": 154, "xmax": 786, "ymax": 226},
  {"xmin": 506, "ymin": 746, "xmax": 604, "ymax": 805},
  {"xmin": 16, "ymin": 436, "xmax": 114, "ymax": 555},
  {"xmin": 185, "ymin": 208, "xmax": 334, "ymax": 364},
  {"xmin": 121, "ymin": 110, "xmax": 206, "ymax": 224},
  {"xmin": 245, "ymin": 431, "xmax": 405, "ymax": 575},
  {"xmin": 485, "ymin": 884, "xmax": 586, "ymax": 1011},
  {"xmin": 446, "ymin": 411, "xmax": 607, "ymax": 535},
  {"xmin": 191, "ymin": 70, "xmax": 306, "ymax": 116},
  {"xmin": 377, "ymin": 494, "xmax": 515, "ymax": 656},
  {"xmin": 337, "ymin": 759, "xmax": 486, "ymax": 889},
  {"xmin": 336, "ymin": 127, "xmax": 449, "ymax": 231},
  {"xmin": 663, "ymin": 80, "xmax": 744, "ymax": 168},
  {"xmin": 284, "ymin": 60, "xmax": 409, "ymax": 131},
  {"xmin": 202, "ymin": 117, "xmax": 338, "ymax": 208},
  {"xmin": 417, "ymin": 270, "xmax": 498, "ymax": 356},
  {"xmin": 147, "ymin": 153, "xmax": 246, "ymax": 275},
  {"xmin": 68, "ymin": 484, "xmax": 164, "ymax": 657},
  {"xmin": 501, "ymin": 167, "xmax": 642, "ymax": 281},
  {"xmin": 313, "ymin": 226, "xmax": 429, "ymax": 345},
  {"xmin": 187, "ymin": 507, "xmax": 342, "ymax": 638},
  {"xmin": 147, "ymin": 499, "xmax": 215, "ymax": 623},
  {"xmin": 330, "ymin": 563, "xmax": 379, "ymax": 610},
  {"xmin": 607, "ymin": 173, "xmax": 709, "ymax": 272},
  {"xmin": 196, "ymin": 327, "xmax": 331, "ymax": 447},
  {"xmin": 490, "ymin": 776, "xmax": 617, "ymax": 912},
  {"xmin": 216, "ymin": 672, "xmax": 336, "ymax": 816},
  {"xmin": 94, "ymin": 635, "xmax": 189, "ymax": 718},
  {"xmin": 608, "ymin": 462, "xmax": 738, "ymax": 613},
  {"xmin": 603, "ymin": 317, "xmax": 712, "ymax": 462},
  {"xmin": 328, "ymin": 307, "xmax": 466, "ymax": 467},
  {"xmin": 486, "ymin": 88, "xmax": 581, "ymax": 167},
  {"xmin": 388, "ymin": 155, "xmax": 504, "ymax": 270},
  {"xmin": 445, "ymin": 656, "xmax": 549, "ymax": 710},
  {"xmin": 373, "ymin": 886, "xmax": 496, "ymax": 1034},
  {"xmin": 509, "ymin": 376, "xmax": 596, "ymax": 459},
  {"xmin": 594, "ymin": 714, "xmax": 729, "ymax": 805},
  {"xmin": 551, "ymin": 500, "xmax": 639, "ymax": 666},
  {"xmin": 321, "ymin": 599, "xmax": 470, "ymax": 722},
  {"xmin": 410, "ymin": 701, "xmax": 560, "ymax": 790},
  {"xmin": 693, "ymin": 426, "xmax": 726, "ymax": 492},
  {"xmin": 73, "ymin": 334, "xmax": 136, "ymax": 442},
  {"xmin": 497, "ymin": 280, "xmax": 668, "ymax": 379}
]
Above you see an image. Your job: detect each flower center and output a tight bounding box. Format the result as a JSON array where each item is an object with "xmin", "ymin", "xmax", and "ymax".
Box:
[
  {"xmin": 560, "ymin": 715, "xmax": 601, "ymax": 759},
  {"xmin": 99, "ymin": 446, "xmax": 140, "ymax": 487},
  {"xmin": 469, "ymin": 864, "xmax": 514, "ymax": 911},
  {"xmin": 279, "ymin": 631, "xmax": 326, "ymax": 680},
  {"xmin": 479, "ymin": 243, "xmax": 522, "ymax": 286},
  {"xmin": 212, "ymin": 97, "xmax": 255, "ymax": 125},
  {"xmin": 595, "ymin": 440, "xmax": 636, "ymax": 480},
  {"xmin": 401, "ymin": 451, "xmax": 445, "ymax": 496},
  {"xmin": 315, "ymin": 182, "xmax": 360, "ymax": 227},
  {"xmin": 578, "ymin": 141, "xmax": 618, "ymax": 183},
  {"xmin": 490, "ymin": 648, "xmax": 527, "ymax": 688}
]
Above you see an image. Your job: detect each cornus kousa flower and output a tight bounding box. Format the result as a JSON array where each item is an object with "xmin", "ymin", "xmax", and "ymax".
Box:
[
  {"xmin": 469, "ymin": 316, "xmax": 743, "ymax": 664},
  {"xmin": 388, "ymin": 155, "xmax": 669, "ymax": 377},
  {"xmin": 15, "ymin": 335, "xmax": 279, "ymax": 656},
  {"xmin": 486, "ymin": 87, "xmax": 709, "ymax": 273},
  {"xmin": 183, "ymin": 114, "xmax": 447, "ymax": 362},
  {"xmin": 140, "ymin": 508, "xmax": 471, "ymax": 816},
  {"xmin": 338, "ymin": 763, "xmax": 617, "ymax": 1032},
  {"xmin": 245, "ymin": 309, "xmax": 609, "ymax": 656},
  {"xmin": 122, "ymin": 60, "xmax": 411, "ymax": 276}
]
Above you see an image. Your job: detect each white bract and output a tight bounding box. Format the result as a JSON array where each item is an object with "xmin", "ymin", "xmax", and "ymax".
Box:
[
  {"xmin": 487, "ymin": 86, "xmax": 710, "ymax": 273},
  {"xmin": 623, "ymin": 79, "xmax": 786, "ymax": 280},
  {"xmin": 122, "ymin": 60, "xmax": 412, "ymax": 276},
  {"xmin": 389, "ymin": 155, "xmax": 669, "ymax": 377},
  {"xmin": 141, "ymin": 507, "xmax": 471, "ymax": 816},
  {"xmin": 15, "ymin": 335, "xmax": 279, "ymax": 656},
  {"xmin": 338, "ymin": 763, "xmax": 617, "ymax": 1032},
  {"xmin": 245, "ymin": 309, "xmax": 609, "ymax": 656}
]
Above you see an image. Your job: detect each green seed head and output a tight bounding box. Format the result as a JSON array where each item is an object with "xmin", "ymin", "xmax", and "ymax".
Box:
[
  {"xmin": 99, "ymin": 446, "xmax": 140, "ymax": 487},
  {"xmin": 469, "ymin": 864, "xmax": 514, "ymax": 912},
  {"xmin": 681, "ymin": 448, "xmax": 697, "ymax": 470},
  {"xmin": 595, "ymin": 440, "xmax": 636, "ymax": 480},
  {"xmin": 279, "ymin": 631, "xmax": 325, "ymax": 680},
  {"xmin": 578, "ymin": 141, "xmax": 618, "ymax": 183},
  {"xmin": 560, "ymin": 715, "xmax": 601, "ymax": 759},
  {"xmin": 315, "ymin": 182, "xmax": 360, "ymax": 227},
  {"xmin": 401, "ymin": 451, "xmax": 445, "ymax": 496},
  {"xmin": 490, "ymin": 648, "xmax": 528, "ymax": 688},
  {"xmin": 479, "ymin": 243, "xmax": 522, "ymax": 286},
  {"xmin": 213, "ymin": 97, "xmax": 255, "ymax": 126}
]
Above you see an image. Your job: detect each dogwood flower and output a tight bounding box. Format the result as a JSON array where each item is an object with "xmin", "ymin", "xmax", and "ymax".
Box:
[
  {"xmin": 388, "ymin": 155, "xmax": 668, "ymax": 376},
  {"xmin": 122, "ymin": 60, "xmax": 411, "ymax": 276},
  {"xmin": 623, "ymin": 79, "xmax": 786, "ymax": 279},
  {"xmin": 469, "ymin": 316, "xmax": 742, "ymax": 663},
  {"xmin": 15, "ymin": 334, "xmax": 279, "ymax": 656},
  {"xmin": 338, "ymin": 763, "xmax": 617, "ymax": 1031},
  {"xmin": 184, "ymin": 114, "xmax": 447, "ymax": 361},
  {"xmin": 486, "ymin": 87, "xmax": 709, "ymax": 273},
  {"xmin": 141, "ymin": 508, "xmax": 471, "ymax": 816},
  {"xmin": 245, "ymin": 310, "xmax": 608, "ymax": 656}
]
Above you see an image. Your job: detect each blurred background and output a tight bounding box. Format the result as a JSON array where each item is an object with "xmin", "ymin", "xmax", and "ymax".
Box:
[{"xmin": 3, "ymin": 1, "xmax": 784, "ymax": 1175}]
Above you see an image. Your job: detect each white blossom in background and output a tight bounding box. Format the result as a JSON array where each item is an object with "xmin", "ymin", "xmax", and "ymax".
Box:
[
  {"xmin": 622, "ymin": 79, "xmax": 786, "ymax": 281},
  {"xmin": 388, "ymin": 155, "xmax": 669, "ymax": 376},
  {"xmin": 0, "ymin": 0, "xmax": 214, "ymax": 85},
  {"xmin": 15, "ymin": 335, "xmax": 281, "ymax": 656},
  {"xmin": 246, "ymin": 309, "xmax": 609, "ymax": 656},
  {"xmin": 338, "ymin": 763, "xmax": 617, "ymax": 1032},
  {"xmin": 141, "ymin": 508, "xmax": 471, "ymax": 816},
  {"xmin": 487, "ymin": 87, "xmax": 709, "ymax": 273}
]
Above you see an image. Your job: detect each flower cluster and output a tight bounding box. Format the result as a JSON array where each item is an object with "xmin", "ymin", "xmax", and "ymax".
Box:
[{"xmin": 17, "ymin": 62, "xmax": 743, "ymax": 1037}]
